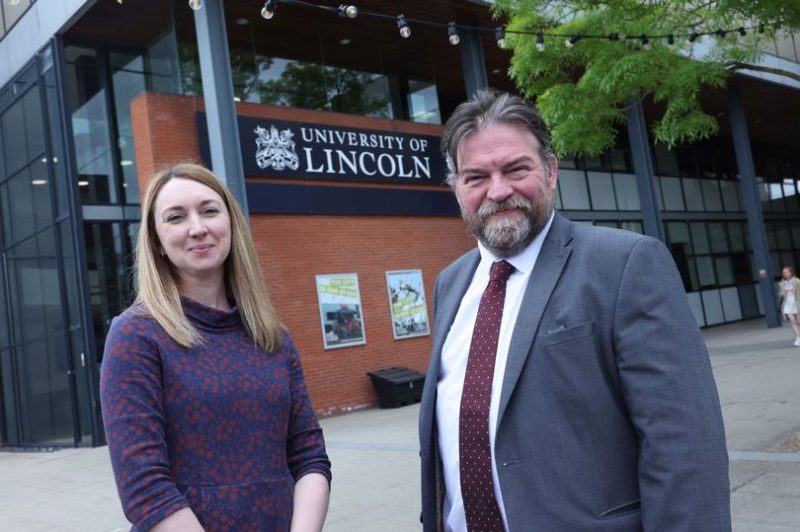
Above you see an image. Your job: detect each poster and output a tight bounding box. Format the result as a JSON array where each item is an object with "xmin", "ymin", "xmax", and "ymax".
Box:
[
  {"xmin": 386, "ymin": 269, "xmax": 430, "ymax": 340},
  {"xmin": 315, "ymin": 273, "xmax": 366, "ymax": 349}
]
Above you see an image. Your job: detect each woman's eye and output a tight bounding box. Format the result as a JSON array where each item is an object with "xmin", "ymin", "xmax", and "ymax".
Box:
[
  {"xmin": 203, "ymin": 208, "xmax": 219, "ymax": 215},
  {"xmin": 167, "ymin": 214, "xmax": 183, "ymax": 222}
]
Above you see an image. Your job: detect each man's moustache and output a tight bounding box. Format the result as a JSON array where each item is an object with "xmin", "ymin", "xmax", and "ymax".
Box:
[{"xmin": 477, "ymin": 197, "xmax": 532, "ymax": 219}]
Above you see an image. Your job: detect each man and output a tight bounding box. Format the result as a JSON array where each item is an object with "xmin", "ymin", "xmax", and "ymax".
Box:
[{"xmin": 418, "ymin": 90, "xmax": 730, "ymax": 531}]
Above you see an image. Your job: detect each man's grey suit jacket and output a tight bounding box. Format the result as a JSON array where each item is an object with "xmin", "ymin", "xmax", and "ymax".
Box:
[{"xmin": 419, "ymin": 212, "xmax": 731, "ymax": 531}]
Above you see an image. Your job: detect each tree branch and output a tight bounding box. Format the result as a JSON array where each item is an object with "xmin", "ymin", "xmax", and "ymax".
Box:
[{"xmin": 727, "ymin": 61, "xmax": 800, "ymax": 83}]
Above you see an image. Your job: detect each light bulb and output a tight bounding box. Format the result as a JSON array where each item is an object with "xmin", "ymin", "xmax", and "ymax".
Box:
[
  {"xmin": 261, "ymin": 0, "xmax": 277, "ymax": 19},
  {"xmin": 397, "ymin": 15, "xmax": 411, "ymax": 39},
  {"xmin": 448, "ymin": 22, "xmax": 460, "ymax": 45},
  {"xmin": 188, "ymin": 0, "xmax": 201, "ymax": 10},
  {"xmin": 495, "ymin": 27, "xmax": 506, "ymax": 49},
  {"xmin": 338, "ymin": 5, "xmax": 357, "ymax": 19},
  {"xmin": 566, "ymin": 34, "xmax": 580, "ymax": 48},
  {"xmin": 5, "ymin": 0, "xmax": 21, "ymax": 6}
]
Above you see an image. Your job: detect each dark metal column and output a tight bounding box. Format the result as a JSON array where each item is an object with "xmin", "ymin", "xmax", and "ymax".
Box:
[
  {"xmin": 194, "ymin": 2, "xmax": 249, "ymax": 215},
  {"xmin": 727, "ymin": 86, "xmax": 780, "ymax": 327},
  {"xmin": 625, "ymin": 100, "xmax": 665, "ymax": 242},
  {"xmin": 53, "ymin": 37, "xmax": 104, "ymax": 446},
  {"xmin": 459, "ymin": 28, "xmax": 488, "ymax": 97}
]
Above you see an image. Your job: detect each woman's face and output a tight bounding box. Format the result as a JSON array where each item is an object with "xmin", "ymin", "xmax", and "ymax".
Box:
[
  {"xmin": 783, "ymin": 268, "xmax": 793, "ymax": 280},
  {"xmin": 153, "ymin": 177, "xmax": 232, "ymax": 286}
]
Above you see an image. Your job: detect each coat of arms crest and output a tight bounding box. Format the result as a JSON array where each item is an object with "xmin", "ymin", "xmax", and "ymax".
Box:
[{"xmin": 254, "ymin": 125, "xmax": 299, "ymax": 171}]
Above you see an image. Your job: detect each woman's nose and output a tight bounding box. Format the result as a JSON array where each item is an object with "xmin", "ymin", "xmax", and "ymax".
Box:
[{"xmin": 187, "ymin": 215, "xmax": 208, "ymax": 236}]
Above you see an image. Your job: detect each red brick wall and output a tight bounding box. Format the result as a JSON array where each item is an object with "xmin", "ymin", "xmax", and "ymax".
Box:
[
  {"xmin": 131, "ymin": 93, "xmax": 475, "ymax": 415},
  {"xmin": 131, "ymin": 92, "xmax": 203, "ymax": 197},
  {"xmin": 254, "ymin": 215, "xmax": 473, "ymax": 414}
]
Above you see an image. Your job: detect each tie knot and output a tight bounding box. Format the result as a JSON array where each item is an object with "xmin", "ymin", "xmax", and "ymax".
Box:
[{"xmin": 489, "ymin": 260, "xmax": 515, "ymax": 284}]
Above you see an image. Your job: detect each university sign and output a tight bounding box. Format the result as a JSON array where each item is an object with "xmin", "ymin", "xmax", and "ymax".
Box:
[{"xmin": 197, "ymin": 113, "xmax": 448, "ymax": 186}]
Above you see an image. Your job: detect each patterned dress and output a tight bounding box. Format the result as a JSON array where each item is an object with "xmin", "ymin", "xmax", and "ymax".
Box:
[{"xmin": 100, "ymin": 297, "xmax": 331, "ymax": 531}]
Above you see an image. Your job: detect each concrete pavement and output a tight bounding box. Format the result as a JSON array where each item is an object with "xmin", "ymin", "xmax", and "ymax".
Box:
[{"xmin": 2, "ymin": 318, "xmax": 800, "ymax": 531}]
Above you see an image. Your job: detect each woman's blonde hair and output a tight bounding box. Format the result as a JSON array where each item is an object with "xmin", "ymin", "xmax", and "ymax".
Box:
[{"xmin": 134, "ymin": 163, "xmax": 282, "ymax": 351}]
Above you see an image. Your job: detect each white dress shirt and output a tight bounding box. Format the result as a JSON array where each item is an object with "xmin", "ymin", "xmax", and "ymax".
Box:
[{"xmin": 436, "ymin": 212, "xmax": 554, "ymax": 532}]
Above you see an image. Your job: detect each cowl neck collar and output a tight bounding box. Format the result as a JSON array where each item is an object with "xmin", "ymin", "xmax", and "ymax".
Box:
[{"xmin": 180, "ymin": 296, "xmax": 240, "ymax": 331}]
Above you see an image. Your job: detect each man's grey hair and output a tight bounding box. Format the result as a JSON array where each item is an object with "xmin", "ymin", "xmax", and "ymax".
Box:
[{"xmin": 440, "ymin": 89, "xmax": 555, "ymax": 186}]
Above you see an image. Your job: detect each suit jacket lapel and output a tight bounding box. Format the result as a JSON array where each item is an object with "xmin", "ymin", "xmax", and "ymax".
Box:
[
  {"xmin": 497, "ymin": 213, "xmax": 574, "ymax": 424},
  {"xmin": 419, "ymin": 249, "xmax": 481, "ymax": 443}
]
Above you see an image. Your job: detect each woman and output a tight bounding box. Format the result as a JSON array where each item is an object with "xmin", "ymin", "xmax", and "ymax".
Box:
[
  {"xmin": 779, "ymin": 265, "xmax": 800, "ymax": 347},
  {"xmin": 100, "ymin": 164, "xmax": 330, "ymax": 531}
]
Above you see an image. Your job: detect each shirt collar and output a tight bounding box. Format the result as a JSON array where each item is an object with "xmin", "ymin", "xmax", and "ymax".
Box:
[{"xmin": 477, "ymin": 210, "xmax": 555, "ymax": 277}]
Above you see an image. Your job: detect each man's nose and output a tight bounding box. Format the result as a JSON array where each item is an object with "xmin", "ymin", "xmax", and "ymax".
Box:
[{"xmin": 486, "ymin": 175, "xmax": 513, "ymax": 202}]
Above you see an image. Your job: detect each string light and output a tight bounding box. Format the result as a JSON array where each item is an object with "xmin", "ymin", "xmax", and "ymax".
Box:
[
  {"xmin": 448, "ymin": 22, "xmax": 460, "ymax": 46},
  {"xmin": 536, "ymin": 32, "xmax": 545, "ymax": 51},
  {"xmin": 261, "ymin": 0, "xmax": 277, "ymax": 19},
  {"xmin": 495, "ymin": 27, "xmax": 506, "ymax": 49},
  {"xmin": 338, "ymin": 4, "xmax": 357, "ymax": 19},
  {"xmin": 397, "ymin": 15, "xmax": 411, "ymax": 39},
  {"xmin": 173, "ymin": 0, "xmax": 774, "ymax": 52}
]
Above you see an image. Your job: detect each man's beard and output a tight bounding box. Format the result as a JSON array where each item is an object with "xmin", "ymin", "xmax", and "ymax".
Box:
[{"xmin": 461, "ymin": 190, "xmax": 554, "ymax": 258}]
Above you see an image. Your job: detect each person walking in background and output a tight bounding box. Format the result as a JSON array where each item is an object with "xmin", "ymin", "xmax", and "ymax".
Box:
[
  {"xmin": 779, "ymin": 265, "xmax": 800, "ymax": 346},
  {"xmin": 418, "ymin": 90, "xmax": 730, "ymax": 531},
  {"xmin": 100, "ymin": 163, "xmax": 330, "ymax": 531}
]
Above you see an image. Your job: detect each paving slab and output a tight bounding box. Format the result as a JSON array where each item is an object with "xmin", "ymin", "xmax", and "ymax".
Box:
[{"xmin": 2, "ymin": 318, "xmax": 800, "ymax": 530}]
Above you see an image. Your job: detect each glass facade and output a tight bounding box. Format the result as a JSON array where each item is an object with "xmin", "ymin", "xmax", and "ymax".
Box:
[
  {"xmin": 759, "ymin": 30, "xmax": 800, "ymax": 63},
  {"xmin": 0, "ymin": 44, "xmax": 89, "ymax": 446},
  {"xmin": 0, "ymin": 0, "xmax": 36, "ymax": 42},
  {"xmin": 554, "ymin": 137, "xmax": 645, "ymax": 233}
]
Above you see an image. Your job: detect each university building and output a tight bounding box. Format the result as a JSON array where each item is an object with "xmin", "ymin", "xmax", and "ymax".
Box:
[{"xmin": 1, "ymin": 0, "xmax": 799, "ymax": 447}]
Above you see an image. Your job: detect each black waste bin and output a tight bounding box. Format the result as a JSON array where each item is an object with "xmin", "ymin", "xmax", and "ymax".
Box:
[{"xmin": 367, "ymin": 366, "xmax": 425, "ymax": 408}]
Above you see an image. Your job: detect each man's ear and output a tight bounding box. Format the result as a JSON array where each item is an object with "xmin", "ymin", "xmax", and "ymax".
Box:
[{"xmin": 547, "ymin": 155, "xmax": 559, "ymax": 189}]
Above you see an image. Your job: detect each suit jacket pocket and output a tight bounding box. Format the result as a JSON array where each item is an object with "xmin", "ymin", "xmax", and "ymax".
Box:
[
  {"xmin": 600, "ymin": 499, "xmax": 641, "ymax": 519},
  {"xmin": 540, "ymin": 320, "xmax": 595, "ymax": 348}
]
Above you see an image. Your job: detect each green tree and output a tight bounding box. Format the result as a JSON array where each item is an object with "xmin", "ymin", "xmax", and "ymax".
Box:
[{"xmin": 493, "ymin": 0, "xmax": 800, "ymax": 155}]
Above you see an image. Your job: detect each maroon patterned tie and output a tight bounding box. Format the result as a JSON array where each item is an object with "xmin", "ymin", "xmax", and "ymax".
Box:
[{"xmin": 459, "ymin": 260, "xmax": 515, "ymax": 532}]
